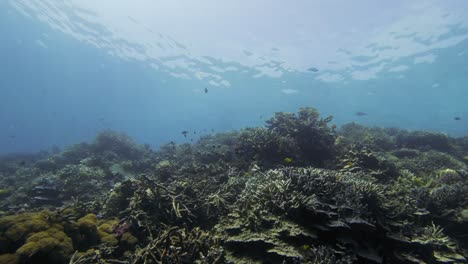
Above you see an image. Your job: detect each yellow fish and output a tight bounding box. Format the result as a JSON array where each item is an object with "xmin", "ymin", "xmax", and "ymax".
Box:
[
  {"xmin": 301, "ymin": 244, "xmax": 310, "ymax": 250},
  {"xmin": 284, "ymin": 157, "xmax": 293, "ymax": 163}
]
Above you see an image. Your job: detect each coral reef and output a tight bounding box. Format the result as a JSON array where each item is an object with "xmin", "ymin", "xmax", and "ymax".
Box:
[{"xmin": 0, "ymin": 107, "xmax": 467, "ymax": 263}]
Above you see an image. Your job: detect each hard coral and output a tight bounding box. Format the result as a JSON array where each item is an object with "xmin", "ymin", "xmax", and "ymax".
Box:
[
  {"xmin": 92, "ymin": 130, "xmax": 147, "ymax": 160},
  {"xmin": 265, "ymin": 107, "xmax": 336, "ymax": 166},
  {"xmin": 16, "ymin": 227, "xmax": 72, "ymax": 264},
  {"xmin": 396, "ymin": 131, "xmax": 453, "ymax": 152},
  {"xmin": 0, "ymin": 211, "xmax": 52, "ymax": 242},
  {"xmin": 0, "ymin": 253, "xmax": 18, "ymax": 264}
]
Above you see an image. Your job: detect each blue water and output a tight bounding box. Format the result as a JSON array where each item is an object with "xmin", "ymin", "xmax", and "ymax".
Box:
[{"xmin": 1, "ymin": 1, "xmax": 468, "ymax": 154}]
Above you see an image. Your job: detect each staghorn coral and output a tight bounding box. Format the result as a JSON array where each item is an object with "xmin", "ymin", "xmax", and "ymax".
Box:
[
  {"xmin": 338, "ymin": 122, "xmax": 397, "ymax": 152},
  {"xmin": 236, "ymin": 127, "xmax": 299, "ymax": 167},
  {"xmin": 265, "ymin": 107, "xmax": 336, "ymax": 166},
  {"xmin": 396, "ymin": 131, "xmax": 453, "ymax": 152},
  {"xmin": 132, "ymin": 226, "xmax": 223, "ymax": 264}
]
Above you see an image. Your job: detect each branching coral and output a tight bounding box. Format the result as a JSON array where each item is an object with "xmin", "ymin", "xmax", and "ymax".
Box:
[
  {"xmin": 132, "ymin": 227, "xmax": 223, "ymax": 264},
  {"xmin": 265, "ymin": 107, "xmax": 336, "ymax": 166}
]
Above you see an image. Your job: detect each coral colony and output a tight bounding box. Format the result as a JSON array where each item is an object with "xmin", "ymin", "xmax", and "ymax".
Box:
[{"xmin": 0, "ymin": 107, "xmax": 467, "ymax": 263}]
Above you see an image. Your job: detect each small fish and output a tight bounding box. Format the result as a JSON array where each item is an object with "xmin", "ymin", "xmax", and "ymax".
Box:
[
  {"xmin": 181, "ymin": 131, "xmax": 189, "ymax": 137},
  {"xmin": 454, "ymin": 116, "xmax": 461, "ymax": 121},
  {"xmin": 307, "ymin": 67, "xmax": 319, "ymax": 72},
  {"xmin": 204, "ymin": 88, "xmax": 208, "ymax": 93},
  {"xmin": 355, "ymin": 112, "xmax": 367, "ymax": 116},
  {"xmin": 283, "ymin": 157, "xmax": 293, "ymax": 163},
  {"xmin": 18, "ymin": 161, "xmax": 26, "ymax": 166}
]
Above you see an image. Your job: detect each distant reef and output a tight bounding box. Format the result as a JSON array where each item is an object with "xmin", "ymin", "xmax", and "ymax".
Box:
[{"xmin": 0, "ymin": 107, "xmax": 467, "ymax": 264}]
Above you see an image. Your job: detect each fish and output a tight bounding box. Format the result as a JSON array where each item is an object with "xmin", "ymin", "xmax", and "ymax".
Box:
[
  {"xmin": 307, "ymin": 67, "xmax": 319, "ymax": 72},
  {"xmin": 355, "ymin": 112, "xmax": 367, "ymax": 116},
  {"xmin": 181, "ymin": 131, "xmax": 189, "ymax": 137},
  {"xmin": 454, "ymin": 116, "xmax": 461, "ymax": 121},
  {"xmin": 204, "ymin": 88, "xmax": 208, "ymax": 93},
  {"xmin": 283, "ymin": 157, "xmax": 293, "ymax": 163}
]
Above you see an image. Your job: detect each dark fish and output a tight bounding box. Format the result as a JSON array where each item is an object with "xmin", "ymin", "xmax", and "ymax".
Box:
[
  {"xmin": 18, "ymin": 161, "xmax": 26, "ymax": 166},
  {"xmin": 181, "ymin": 131, "xmax": 189, "ymax": 137},
  {"xmin": 204, "ymin": 88, "xmax": 208, "ymax": 93},
  {"xmin": 355, "ymin": 112, "xmax": 367, "ymax": 116},
  {"xmin": 307, "ymin": 67, "xmax": 319, "ymax": 72},
  {"xmin": 454, "ymin": 116, "xmax": 461, "ymax": 120}
]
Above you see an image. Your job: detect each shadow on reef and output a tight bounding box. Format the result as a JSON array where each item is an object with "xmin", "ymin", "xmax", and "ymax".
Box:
[{"xmin": 0, "ymin": 107, "xmax": 467, "ymax": 263}]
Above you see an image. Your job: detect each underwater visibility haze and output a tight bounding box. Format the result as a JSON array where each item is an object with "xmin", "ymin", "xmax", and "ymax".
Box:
[{"xmin": 0, "ymin": 1, "xmax": 468, "ymax": 263}]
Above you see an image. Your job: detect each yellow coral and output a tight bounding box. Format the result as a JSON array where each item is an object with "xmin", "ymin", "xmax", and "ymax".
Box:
[
  {"xmin": 0, "ymin": 254, "xmax": 18, "ymax": 264},
  {"xmin": 78, "ymin": 214, "xmax": 97, "ymax": 226},
  {"xmin": 121, "ymin": 232, "xmax": 138, "ymax": 245},
  {"xmin": 97, "ymin": 219, "xmax": 118, "ymax": 234},
  {"xmin": 77, "ymin": 214, "xmax": 98, "ymax": 233},
  {"xmin": 97, "ymin": 219, "xmax": 119, "ymax": 246},
  {"xmin": 16, "ymin": 227, "xmax": 72, "ymax": 261},
  {"xmin": 0, "ymin": 211, "xmax": 52, "ymax": 242},
  {"xmin": 99, "ymin": 232, "xmax": 118, "ymax": 246}
]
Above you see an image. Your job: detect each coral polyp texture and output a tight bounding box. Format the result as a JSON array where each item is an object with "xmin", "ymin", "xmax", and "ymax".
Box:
[{"xmin": 0, "ymin": 107, "xmax": 467, "ymax": 263}]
